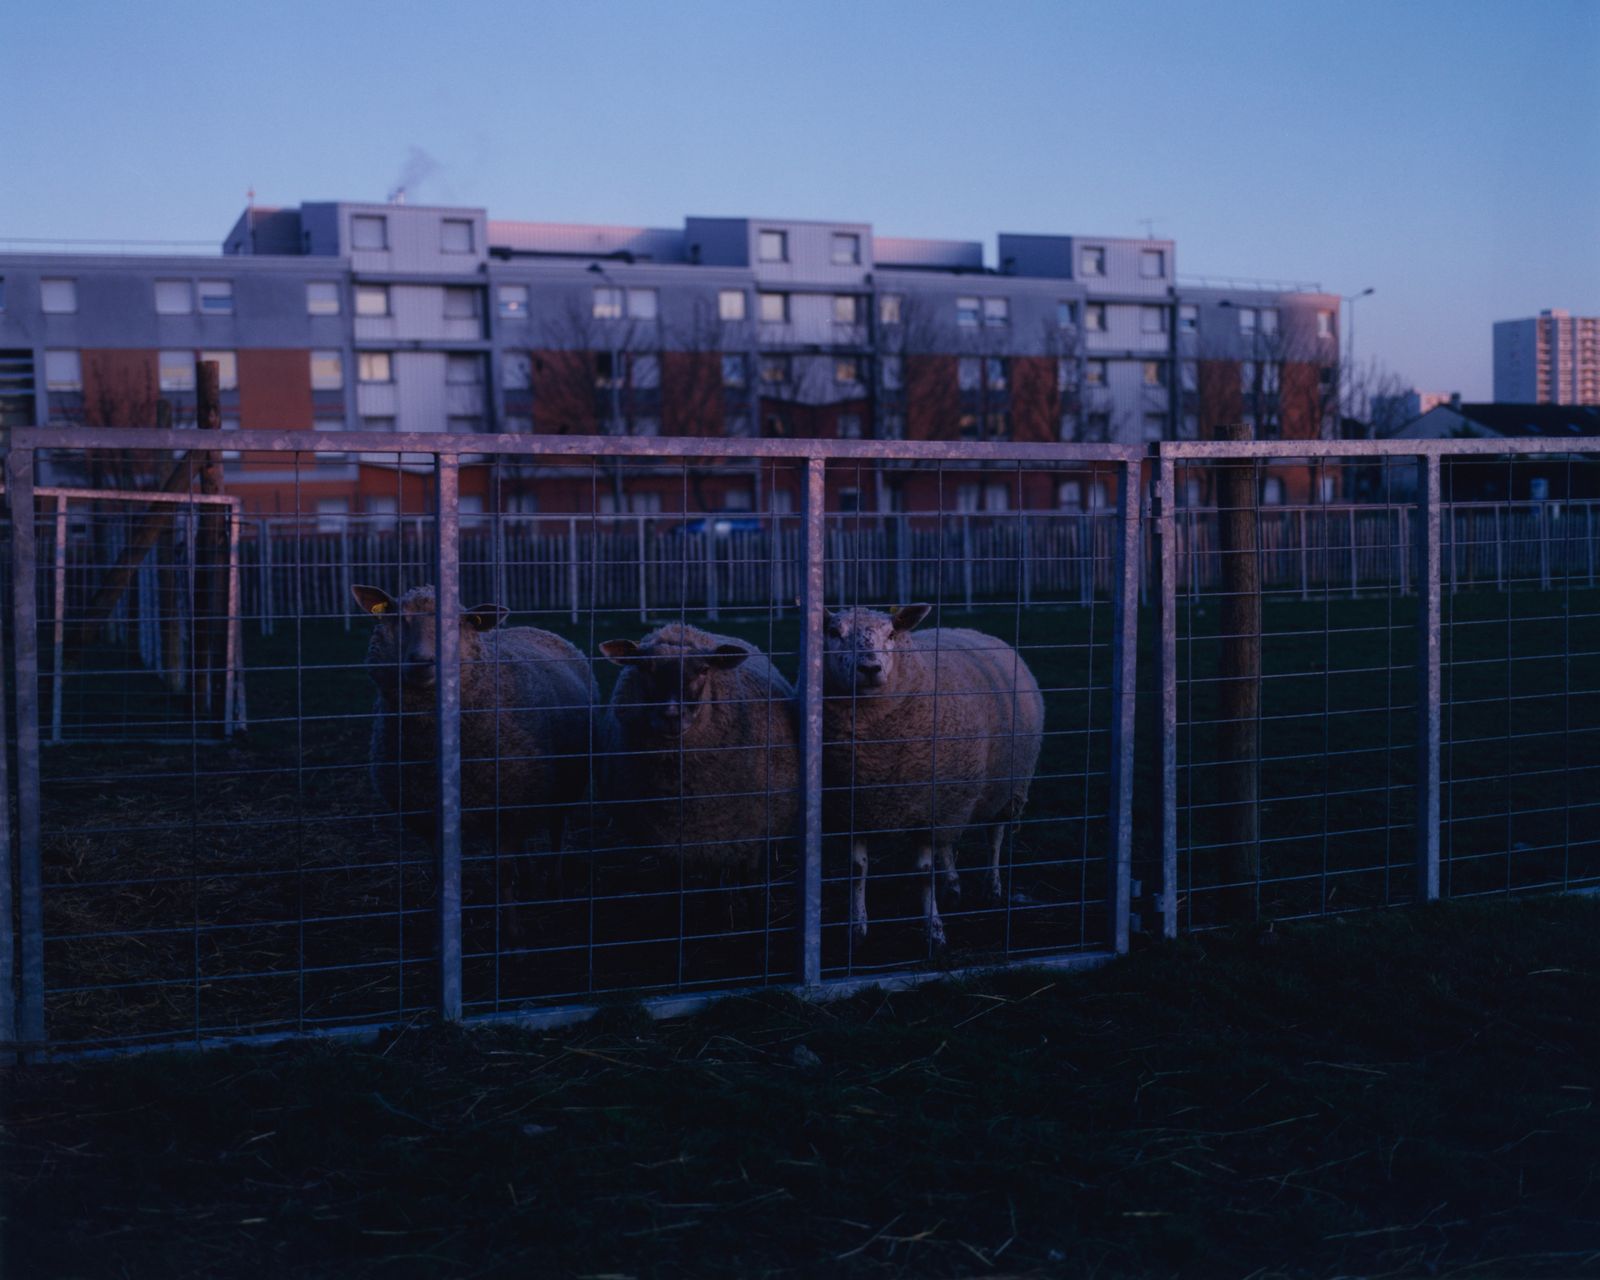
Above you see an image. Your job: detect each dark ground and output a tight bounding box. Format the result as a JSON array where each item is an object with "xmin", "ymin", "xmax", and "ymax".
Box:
[{"xmin": 5, "ymin": 894, "xmax": 1600, "ymax": 1279}]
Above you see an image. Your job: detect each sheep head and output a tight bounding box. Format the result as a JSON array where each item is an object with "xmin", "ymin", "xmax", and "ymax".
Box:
[
  {"xmin": 353, "ymin": 584, "xmax": 508, "ymax": 698},
  {"xmin": 601, "ymin": 630, "xmax": 750, "ymax": 740},
  {"xmin": 822, "ymin": 603, "xmax": 930, "ymax": 696}
]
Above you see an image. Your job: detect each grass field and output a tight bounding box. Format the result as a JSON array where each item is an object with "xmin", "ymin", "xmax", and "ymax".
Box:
[{"xmin": 4, "ymin": 894, "xmax": 1599, "ymax": 1278}]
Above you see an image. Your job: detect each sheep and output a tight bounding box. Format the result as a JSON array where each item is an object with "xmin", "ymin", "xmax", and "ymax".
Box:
[
  {"xmin": 597, "ymin": 623, "xmax": 799, "ymax": 882},
  {"xmin": 352, "ymin": 584, "xmax": 597, "ymax": 936},
  {"xmin": 822, "ymin": 603, "xmax": 1044, "ymax": 948}
]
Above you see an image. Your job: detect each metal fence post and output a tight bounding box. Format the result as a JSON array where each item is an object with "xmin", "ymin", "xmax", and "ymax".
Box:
[
  {"xmin": 1106, "ymin": 456, "xmax": 1142, "ymax": 954},
  {"xmin": 797, "ymin": 457, "xmax": 826, "ymax": 986},
  {"xmin": 0, "ymin": 484, "xmax": 14, "ymax": 1055},
  {"xmin": 1156, "ymin": 454, "xmax": 1178, "ymax": 939},
  {"xmin": 50, "ymin": 496, "xmax": 67, "ymax": 744},
  {"xmin": 434, "ymin": 455, "xmax": 464, "ymax": 1022},
  {"xmin": 6, "ymin": 447, "xmax": 44, "ymax": 1051},
  {"xmin": 567, "ymin": 517, "xmax": 580, "ymax": 626},
  {"xmin": 1415, "ymin": 452, "xmax": 1442, "ymax": 904}
]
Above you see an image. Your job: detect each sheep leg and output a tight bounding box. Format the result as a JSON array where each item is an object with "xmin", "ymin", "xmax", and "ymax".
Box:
[
  {"xmin": 919, "ymin": 844, "xmax": 949, "ymax": 949},
  {"xmin": 984, "ymin": 822, "xmax": 1007, "ymax": 903},
  {"xmin": 850, "ymin": 840, "xmax": 870, "ymax": 943},
  {"xmin": 937, "ymin": 844, "xmax": 961, "ymax": 900}
]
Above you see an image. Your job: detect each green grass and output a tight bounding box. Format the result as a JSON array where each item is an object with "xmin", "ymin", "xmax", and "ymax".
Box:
[{"xmin": 5, "ymin": 894, "xmax": 1600, "ymax": 1278}]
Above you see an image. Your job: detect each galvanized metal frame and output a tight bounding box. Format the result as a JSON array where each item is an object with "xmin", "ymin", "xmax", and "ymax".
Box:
[{"xmin": 1106, "ymin": 458, "xmax": 1142, "ymax": 953}]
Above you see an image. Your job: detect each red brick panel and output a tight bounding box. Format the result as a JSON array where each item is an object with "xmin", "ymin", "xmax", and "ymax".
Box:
[
  {"xmin": 81, "ymin": 350, "xmax": 159, "ymax": 426},
  {"xmin": 238, "ymin": 349, "xmax": 313, "ymax": 430},
  {"xmin": 1197, "ymin": 359, "xmax": 1242, "ymax": 438},
  {"xmin": 905, "ymin": 355, "xmax": 959, "ymax": 440},
  {"xmin": 531, "ymin": 349, "xmax": 600, "ymax": 435},
  {"xmin": 661, "ymin": 352, "xmax": 724, "ymax": 437},
  {"xmin": 1009, "ymin": 355, "xmax": 1060, "ymax": 443}
]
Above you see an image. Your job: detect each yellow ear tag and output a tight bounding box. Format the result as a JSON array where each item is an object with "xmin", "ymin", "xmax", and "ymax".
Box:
[{"xmin": 371, "ymin": 601, "xmax": 389, "ymax": 615}]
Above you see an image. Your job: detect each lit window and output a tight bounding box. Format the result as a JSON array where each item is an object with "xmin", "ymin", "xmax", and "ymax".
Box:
[
  {"xmin": 881, "ymin": 355, "xmax": 903, "ymax": 390},
  {"xmin": 200, "ymin": 350, "xmax": 238, "ymax": 390},
  {"xmin": 1057, "ymin": 300, "xmax": 1077, "ymax": 327},
  {"xmin": 718, "ymin": 289, "xmax": 746, "ymax": 321},
  {"xmin": 44, "ymin": 350, "xmax": 81, "ymax": 392},
  {"xmin": 41, "ymin": 279, "xmax": 77, "ymax": 313},
  {"xmin": 831, "ymin": 233, "xmax": 860, "ymax": 265},
  {"xmin": 630, "ymin": 353, "xmax": 660, "ymax": 389},
  {"xmin": 1238, "ymin": 307, "xmax": 1258, "ymax": 334},
  {"xmin": 1080, "ymin": 246, "xmax": 1106, "ymax": 277},
  {"xmin": 835, "ymin": 357, "xmax": 862, "ymax": 385},
  {"xmin": 355, "ymin": 352, "xmax": 391, "ymax": 385},
  {"xmin": 1259, "ymin": 307, "xmax": 1279, "ymax": 336},
  {"xmin": 1317, "ymin": 310, "xmax": 1335, "ymax": 339},
  {"xmin": 198, "ymin": 280, "xmax": 234, "ymax": 314},
  {"xmin": 983, "ymin": 297, "xmax": 1009, "ymax": 327},
  {"xmin": 758, "ymin": 229, "xmax": 787, "ymax": 262},
  {"xmin": 722, "ymin": 354, "xmax": 745, "ymax": 387},
  {"xmin": 958, "ymin": 358, "xmax": 981, "ymax": 390},
  {"xmin": 441, "ymin": 219, "xmax": 474, "ymax": 253},
  {"xmin": 307, "ymin": 282, "xmax": 340, "ymax": 315},
  {"xmin": 159, "ymin": 351, "xmax": 195, "ymax": 392},
  {"xmin": 956, "ymin": 296, "xmax": 980, "ymax": 327},
  {"xmin": 1085, "ymin": 359, "xmax": 1107, "ymax": 387},
  {"xmin": 758, "ymin": 292, "xmax": 788, "ymax": 323},
  {"xmin": 355, "ymin": 285, "xmax": 389, "ymax": 317},
  {"xmin": 1140, "ymin": 306, "xmax": 1167, "ymax": 334},
  {"xmin": 155, "ymin": 280, "xmax": 192, "ymax": 314},
  {"xmin": 498, "ymin": 285, "xmax": 529, "ymax": 318},
  {"xmin": 985, "ymin": 357, "xmax": 1007, "ymax": 390},
  {"xmin": 1085, "ymin": 303, "xmax": 1107, "ymax": 332},
  {"xmin": 446, "ymin": 354, "xmax": 482, "ymax": 385},
  {"xmin": 443, "ymin": 287, "xmax": 479, "ymax": 320},
  {"xmin": 834, "ymin": 294, "xmax": 864, "ymax": 325},
  {"xmin": 880, "ymin": 293, "xmax": 903, "ymax": 325},
  {"xmin": 1178, "ymin": 304, "xmax": 1198, "ymax": 332},
  {"xmin": 592, "ymin": 287, "xmax": 623, "ymax": 319},
  {"xmin": 1140, "ymin": 249, "xmax": 1165, "ymax": 278},
  {"xmin": 1143, "ymin": 360, "xmax": 1166, "ymax": 387},
  {"xmin": 501, "ymin": 352, "xmax": 532, "ymax": 390},
  {"xmin": 351, "ymin": 215, "xmax": 388, "ymax": 250},
  {"xmin": 837, "ymin": 412, "xmax": 862, "ymax": 439},
  {"xmin": 760, "ymin": 355, "xmax": 790, "ymax": 384},
  {"xmin": 1143, "ymin": 413, "xmax": 1165, "ymax": 441},
  {"xmin": 627, "ymin": 288, "xmax": 658, "ymax": 320}
]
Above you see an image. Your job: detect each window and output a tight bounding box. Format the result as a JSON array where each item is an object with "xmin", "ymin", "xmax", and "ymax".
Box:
[
  {"xmin": 1080, "ymin": 245, "xmax": 1106, "ymax": 277},
  {"xmin": 835, "ymin": 357, "xmax": 862, "ymax": 385},
  {"xmin": 956, "ymin": 483, "xmax": 982, "ymax": 510},
  {"xmin": 722, "ymin": 354, "xmax": 745, "ymax": 387},
  {"xmin": 446, "ymin": 354, "xmax": 482, "ymax": 385},
  {"xmin": 158, "ymin": 351, "xmax": 195, "ymax": 392},
  {"xmin": 314, "ymin": 416, "xmax": 345, "ymax": 432},
  {"xmin": 1143, "ymin": 413, "xmax": 1165, "ymax": 441},
  {"xmin": 1140, "ymin": 305, "xmax": 1167, "ymax": 334},
  {"xmin": 155, "ymin": 280, "xmax": 192, "ymax": 314},
  {"xmin": 198, "ymin": 280, "xmax": 234, "ymax": 314},
  {"xmin": 1262, "ymin": 476, "xmax": 1285, "ymax": 505},
  {"xmin": 498, "ymin": 285, "xmax": 529, "ymax": 318},
  {"xmin": 1241, "ymin": 360, "xmax": 1256, "ymax": 391},
  {"xmin": 632, "ymin": 417, "xmax": 660, "ymax": 438},
  {"xmin": 362, "ymin": 415, "xmax": 396, "ymax": 432},
  {"xmin": 958, "ymin": 357, "xmax": 981, "ymax": 390},
  {"xmin": 760, "ymin": 355, "xmax": 790, "ymax": 384},
  {"xmin": 758, "ymin": 229, "xmax": 787, "ymax": 262},
  {"xmin": 443, "ymin": 287, "xmax": 479, "ymax": 320},
  {"xmin": 1088, "ymin": 480, "xmax": 1110, "ymax": 508},
  {"xmin": 1178, "ymin": 304, "xmax": 1198, "ymax": 332},
  {"xmin": 880, "ymin": 293, "xmax": 903, "ymax": 325},
  {"xmin": 627, "ymin": 288, "xmax": 658, "ymax": 321},
  {"xmin": 307, "ymin": 282, "xmax": 340, "ymax": 315},
  {"xmin": 501, "ymin": 352, "xmax": 532, "ymax": 390},
  {"xmin": 985, "ymin": 412, "xmax": 1009, "ymax": 440},
  {"xmin": 592, "ymin": 287, "xmax": 623, "ymax": 319},
  {"xmin": 0, "ymin": 277, "xmax": 5, "ymax": 311},
  {"xmin": 355, "ymin": 285, "xmax": 389, "ymax": 317},
  {"xmin": 956, "ymin": 296, "xmax": 980, "ymax": 327},
  {"xmin": 630, "ymin": 353, "xmax": 660, "ymax": 389},
  {"xmin": 1262, "ymin": 361, "xmax": 1281, "ymax": 393},
  {"xmin": 44, "ymin": 350, "xmax": 81, "ymax": 392},
  {"xmin": 355, "ymin": 352, "xmax": 391, "ymax": 385},
  {"xmin": 351, "ymin": 215, "xmax": 387, "ymax": 250},
  {"xmin": 1085, "ymin": 359, "xmax": 1107, "ymax": 387},
  {"xmin": 1085, "ymin": 302, "xmax": 1107, "ymax": 332},
  {"xmin": 1259, "ymin": 307, "xmax": 1279, "ymax": 336},
  {"xmin": 1140, "ymin": 248, "xmax": 1165, "ymax": 278},
  {"xmin": 983, "ymin": 297, "xmax": 1010, "ymax": 327},
  {"xmin": 833, "ymin": 294, "xmax": 864, "ymax": 325},
  {"xmin": 837, "ymin": 412, "xmax": 862, "ymax": 439},
  {"xmin": 1058, "ymin": 414, "xmax": 1076, "ymax": 441},
  {"xmin": 315, "ymin": 498, "xmax": 350, "ymax": 532},
  {"xmin": 441, "ymin": 219, "xmax": 474, "ymax": 253},
  {"xmin": 1317, "ymin": 310, "xmax": 1335, "ymax": 339},
  {"xmin": 985, "ymin": 357, "xmax": 1007, "ymax": 390},
  {"xmin": 725, "ymin": 413, "xmax": 754, "ymax": 437},
  {"xmin": 1057, "ymin": 300, "xmax": 1077, "ymax": 327},
  {"xmin": 1057, "ymin": 359, "xmax": 1074, "ymax": 391},
  {"xmin": 447, "ymin": 416, "xmax": 484, "ymax": 433},
  {"xmin": 1058, "ymin": 480, "xmax": 1082, "ymax": 509},
  {"xmin": 1142, "ymin": 359, "xmax": 1166, "ymax": 387},
  {"xmin": 718, "ymin": 289, "xmax": 746, "ymax": 321},
  {"xmin": 1238, "ymin": 306, "xmax": 1258, "ymax": 334},
  {"xmin": 832, "ymin": 232, "xmax": 861, "ymax": 265},
  {"xmin": 1086, "ymin": 413, "xmax": 1111, "ymax": 441},
  {"xmin": 200, "ymin": 350, "xmax": 238, "ymax": 390},
  {"xmin": 881, "ymin": 355, "xmax": 903, "ymax": 390},
  {"xmin": 41, "ymin": 278, "xmax": 77, "ymax": 313},
  {"xmin": 880, "ymin": 412, "xmax": 905, "ymax": 439},
  {"xmin": 984, "ymin": 482, "xmax": 1010, "ymax": 509},
  {"xmin": 1181, "ymin": 361, "xmax": 1198, "ymax": 392},
  {"xmin": 758, "ymin": 292, "xmax": 788, "ymax": 323}
]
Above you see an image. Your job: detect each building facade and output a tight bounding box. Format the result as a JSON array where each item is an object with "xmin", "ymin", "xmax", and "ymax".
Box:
[
  {"xmin": 1494, "ymin": 310, "xmax": 1600, "ymax": 405},
  {"xmin": 0, "ymin": 199, "xmax": 1340, "ymax": 516}
]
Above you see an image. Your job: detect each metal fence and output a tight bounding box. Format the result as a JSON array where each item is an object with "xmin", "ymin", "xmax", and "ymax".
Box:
[{"xmin": 2, "ymin": 429, "xmax": 1597, "ymax": 1058}]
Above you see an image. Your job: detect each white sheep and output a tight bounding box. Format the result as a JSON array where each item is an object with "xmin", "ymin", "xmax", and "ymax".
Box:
[{"xmin": 822, "ymin": 604, "xmax": 1044, "ymax": 947}]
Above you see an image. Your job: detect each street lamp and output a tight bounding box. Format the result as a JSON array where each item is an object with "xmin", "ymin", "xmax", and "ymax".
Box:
[
  {"xmin": 586, "ymin": 262, "xmax": 624, "ymax": 436},
  {"xmin": 1341, "ymin": 287, "xmax": 1375, "ymax": 435}
]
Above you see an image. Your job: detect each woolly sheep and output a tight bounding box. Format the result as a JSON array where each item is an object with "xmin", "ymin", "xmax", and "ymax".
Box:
[
  {"xmin": 353, "ymin": 584, "xmax": 596, "ymax": 931},
  {"xmin": 822, "ymin": 603, "xmax": 1044, "ymax": 947},
  {"xmin": 597, "ymin": 623, "xmax": 799, "ymax": 878}
]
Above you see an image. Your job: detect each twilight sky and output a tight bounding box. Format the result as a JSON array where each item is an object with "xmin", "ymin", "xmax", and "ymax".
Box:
[{"xmin": 4, "ymin": 0, "xmax": 1597, "ymax": 399}]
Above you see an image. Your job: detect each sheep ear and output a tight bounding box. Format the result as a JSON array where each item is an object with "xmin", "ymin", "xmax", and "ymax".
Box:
[
  {"xmin": 707, "ymin": 643, "xmax": 749, "ymax": 670},
  {"xmin": 599, "ymin": 639, "xmax": 642, "ymax": 665},
  {"xmin": 892, "ymin": 603, "xmax": 931, "ymax": 633},
  {"xmin": 464, "ymin": 603, "xmax": 508, "ymax": 632},
  {"xmin": 353, "ymin": 584, "xmax": 397, "ymax": 617}
]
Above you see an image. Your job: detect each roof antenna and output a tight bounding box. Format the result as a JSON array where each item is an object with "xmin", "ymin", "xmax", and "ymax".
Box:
[{"xmin": 1137, "ymin": 218, "xmax": 1160, "ymax": 239}]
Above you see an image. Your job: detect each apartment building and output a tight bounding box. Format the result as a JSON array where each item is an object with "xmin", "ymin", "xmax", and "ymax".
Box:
[
  {"xmin": 0, "ymin": 199, "xmax": 1340, "ymax": 516},
  {"xmin": 1494, "ymin": 310, "xmax": 1600, "ymax": 405}
]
